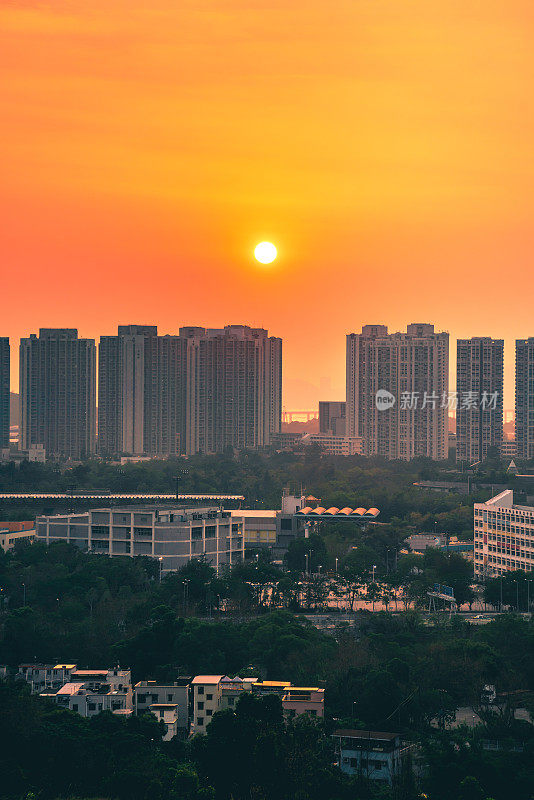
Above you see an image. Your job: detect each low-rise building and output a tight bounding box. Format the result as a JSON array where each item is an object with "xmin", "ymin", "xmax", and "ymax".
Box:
[
  {"xmin": 300, "ymin": 433, "xmax": 364, "ymax": 456},
  {"xmin": 17, "ymin": 663, "xmax": 77, "ymax": 692},
  {"xmin": 150, "ymin": 703, "xmax": 179, "ymax": 740},
  {"xmin": 474, "ymin": 490, "xmax": 534, "ymax": 576},
  {"xmin": 0, "ymin": 527, "xmax": 36, "ymax": 551},
  {"xmin": 50, "ymin": 681, "xmax": 132, "ymax": 717},
  {"xmin": 219, "ymin": 675, "xmax": 258, "ymax": 711},
  {"xmin": 230, "ymin": 492, "xmax": 306, "ymax": 561},
  {"xmin": 281, "ymin": 686, "xmax": 324, "ymax": 718},
  {"xmin": 36, "ymin": 505, "xmax": 244, "ymax": 575},
  {"xmin": 332, "ymin": 729, "xmax": 405, "ymax": 784},
  {"xmin": 134, "ymin": 679, "xmax": 190, "ymax": 734}
]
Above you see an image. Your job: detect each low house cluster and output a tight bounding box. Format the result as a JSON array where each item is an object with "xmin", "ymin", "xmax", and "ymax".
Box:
[{"xmin": 5, "ymin": 663, "xmax": 324, "ymax": 742}]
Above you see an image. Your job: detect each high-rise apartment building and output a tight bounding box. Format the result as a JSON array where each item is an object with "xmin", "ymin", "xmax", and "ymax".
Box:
[
  {"xmin": 99, "ymin": 324, "xmax": 281, "ymax": 457},
  {"xmin": 319, "ymin": 401, "xmax": 346, "ymax": 436},
  {"xmin": 0, "ymin": 338, "xmax": 9, "ymax": 449},
  {"xmin": 20, "ymin": 329, "xmax": 96, "ymax": 460},
  {"xmin": 180, "ymin": 325, "xmax": 282, "ymax": 454},
  {"xmin": 98, "ymin": 326, "xmax": 187, "ymax": 457},
  {"xmin": 456, "ymin": 337, "xmax": 503, "ymax": 463},
  {"xmin": 516, "ymin": 338, "xmax": 534, "ymax": 461},
  {"xmin": 346, "ymin": 323, "xmax": 449, "ymax": 460}
]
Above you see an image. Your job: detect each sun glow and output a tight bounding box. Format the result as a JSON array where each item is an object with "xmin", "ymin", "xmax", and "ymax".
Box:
[{"xmin": 254, "ymin": 241, "xmax": 277, "ymax": 264}]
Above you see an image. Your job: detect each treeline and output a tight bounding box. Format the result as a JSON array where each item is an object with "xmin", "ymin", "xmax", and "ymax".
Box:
[{"xmin": 0, "ymin": 450, "xmax": 500, "ymax": 534}]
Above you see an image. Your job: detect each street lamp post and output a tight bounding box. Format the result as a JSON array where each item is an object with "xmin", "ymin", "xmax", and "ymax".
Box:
[
  {"xmin": 372, "ymin": 565, "xmax": 377, "ymax": 584},
  {"xmin": 22, "ymin": 583, "xmax": 26, "ymax": 607},
  {"xmin": 158, "ymin": 557, "xmax": 163, "ymax": 583},
  {"xmin": 527, "ymin": 580, "xmax": 532, "ymax": 614},
  {"xmin": 335, "ymin": 557, "xmax": 338, "ymax": 574},
  {"xmin": 305, "ymin": 553, "xmax": 309, "ymax": 576},
  {"xmin": 183, "ymin": 579, "xmax": 190, "ymax": 616}
]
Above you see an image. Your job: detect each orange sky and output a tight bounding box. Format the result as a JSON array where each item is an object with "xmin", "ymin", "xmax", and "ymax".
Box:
[{"xmin": 2, "ymin": 0, "xmax": 533, "ymax": 408}]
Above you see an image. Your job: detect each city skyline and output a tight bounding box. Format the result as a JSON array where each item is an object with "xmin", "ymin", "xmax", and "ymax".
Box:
[
  {"xmin": 2, "ymin": 1, "xmax": 534, "ymax": 411},
  {"xmin": 0, "ymin": 323, "xmax": 528, "ymax": 412}
]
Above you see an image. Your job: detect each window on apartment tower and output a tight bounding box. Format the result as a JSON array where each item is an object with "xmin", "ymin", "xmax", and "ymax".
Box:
[{"xmin": 197, "ymin": 717, "xmax": 204, "ymax": 726}]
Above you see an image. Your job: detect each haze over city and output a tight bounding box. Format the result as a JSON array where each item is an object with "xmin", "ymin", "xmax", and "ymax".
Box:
[{"xmin": 3, "ymin": 1, "xmax": 534, "ymax": 407}]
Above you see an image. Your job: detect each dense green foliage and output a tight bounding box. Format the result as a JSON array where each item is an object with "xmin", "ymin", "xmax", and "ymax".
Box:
[
  {"xmin": 0, "ymin": 453, "xmax": 531, "ymax": 800},
  {"xmin": 0, "ymin": 450, "xmax": 503, "ymax": 537}
]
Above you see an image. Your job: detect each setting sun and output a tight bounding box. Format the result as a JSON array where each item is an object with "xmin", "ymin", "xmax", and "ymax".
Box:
[{"xmin": 254, "ymin": 242, "xmax": 277, "ymax": 264}]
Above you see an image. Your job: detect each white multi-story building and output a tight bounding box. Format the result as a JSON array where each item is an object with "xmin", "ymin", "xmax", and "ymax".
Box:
[
  {"xmin": 149, "ymin": 704, "xmax": 180, "ymax": 740},
  {"xmin": 346, "ymin": 323, "xmax": 449, "ymax": 461},
  {"xmin": 16, "ymin": 664, "xmax": 134, "ymax": 718},
  {"xmin": 474, "ymin": 490, "xmax": 534, "ymax": 576},
  {"xmin": 17, "ymin": 663, "xmax": 77, "ymax": 692},
  {"xmin": 36, "ymin": 505, "xmax": 244, "ymax": 575},
  {"xmin": 190, "ymin": 675, "xmax": 225, "ymax": 735},
  {"xmin": 134, "ymin": 679, "xmax": 190, "ymax": 734},
  {"xmin": 0, "ymin": 527, "xmax": 36, "ymax": 552},
  {"xmin": 300, "ymin": 433, "xmax": 363, "ymax": 456},
  {"xmin": 52, "ymin": 682, "xmax": 132, "ymax": 717}
]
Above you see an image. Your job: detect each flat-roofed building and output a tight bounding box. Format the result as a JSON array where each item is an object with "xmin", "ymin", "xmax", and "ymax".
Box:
[
  {"xmin": 19, "ymin": 329, "xmax": 96, "ymax": 461},
  {"xmin": 150, "ymin": 704, "xmax": 179, "ymax": 740},
  {"xmin": 50, "ymin": 681, "xmax": 132, "ymax": 717},
  {"xmin": 281, "ymin": 686, "xmax": 324, "ymax": 719},
  {"xmin": 456, "ymin": 337, "xmax": 504, "ymax": 463},
  {"xmin": 319, "ymin": 401, "xmax": 346, "ymax": 436},
  {"xmin": 0, "ymin": 338, "xmax": 9, "ymax": 449},
  {"xmin": 0, "ymin": 527, "xmax": 36, "ymax": 551},
  {"xmin": 332, "ymin": 730, "xmax": 405, "ymax": 784},
  {"xmin": 17, "ymin": 663, "xmax": 77, "ymax": 692},
  {"xmin": 474, "ymin": 490, "xmax": 534, "ymax": 577},
  {"xmin": 347, "ymin": 323, "xmax": 449, "ymax": 460},
  {"xmin": 516, "ymin": 338, "xmax": 534, "ymax": 460},
  {"xmin": 190, "ymin": 675, "xmax": 225, "ymax": 735},
  {"xmin": 300, "ymin": 433, "xmax": 363, "ymax": 456},
  {"xmin": 180, "ymin": 325, "xmax": 281, "ymax": 454},
  {"xmin": 36, "ymin": 505, "xmax": 244, "ymax": 575},
  {"xmin": 134, "ymin": 679, "xmax": 190, "ymax": 735}
]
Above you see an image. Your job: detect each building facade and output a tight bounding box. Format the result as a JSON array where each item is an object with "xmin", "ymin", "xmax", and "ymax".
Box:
[
  {"xmin": 134, "ymin": 679, "xmax": 190, "ymax": 735},
  {"xmin": 516, "ymin": 338, "xmax": 534, "ymax": 461},
  {"xmin": 300, "ymin": 433, "xmax": 363, "ymax": 456},
  {"xmin": 35, "ymin": 505, "xmax": 244, "ymax": 575},
  {"xmin": 98, "ymin": 326, "xmax": 187, "ymax": 457},
  {"xmin": 19, "ymin": 329, "xmax": 96, "ymax": 460},
  {"xmin": 474, "ymin": 490, "xmax": 534, "ymax": 577},
  {"xmin": 346, "ymin": 323, "xmax": 449, "ymax": 460},
  {"xmin": 0, "ymin": 338, "xmax": 9, "ymax": 449},
  {"xmin": 332, "ymin": 730, "xmax": 404, "ymax": 784},
  {"xmin": 319, "ymin": 401, "xmax": 346, "ymax": 436},
  {"xmin": 180, "ymin": 325, "xmax": 282, "ymax": 454},
  {"xmin": 456, "ymin": 337, "xmax": 504, "ymax": 463}
]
